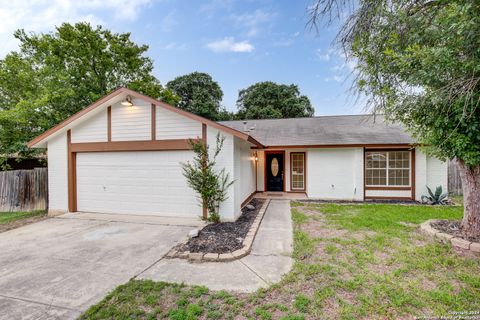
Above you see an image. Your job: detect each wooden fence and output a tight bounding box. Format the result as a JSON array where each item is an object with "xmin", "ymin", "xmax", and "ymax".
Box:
[
  {"xmin": 448, "ymin": 160, "xmax": 463, "ymax": 196},
  {"xmin": 0, "ymin": 168, "xmax": 48, "ymax": 212}
]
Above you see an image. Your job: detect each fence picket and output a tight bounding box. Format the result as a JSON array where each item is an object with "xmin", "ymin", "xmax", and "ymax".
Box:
[
  {"xmin": 448, "ymin": 160, "xmax": 463, "ymax": 196},
  {"xmin": 0, "ymin": 168, "xmax": 48, "ymax": 212}
]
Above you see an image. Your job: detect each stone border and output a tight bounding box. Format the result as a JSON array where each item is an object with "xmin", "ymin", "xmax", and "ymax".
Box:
[
  {"xmin": 420, "ymin": 219, "xmax": 480, "ymax": 255},
  {"xmin": 165, "ymin": 199, "xmax": 271, "ymax": 263}
]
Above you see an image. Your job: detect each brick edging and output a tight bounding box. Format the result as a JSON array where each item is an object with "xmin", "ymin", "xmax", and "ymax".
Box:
[
  {"xmin": 166, "ymin": 199, "xmax": 271, "ymax": 263},
  {"xmin": 420, "ymin": 219, "xmax": 480, "ymax": 254}
]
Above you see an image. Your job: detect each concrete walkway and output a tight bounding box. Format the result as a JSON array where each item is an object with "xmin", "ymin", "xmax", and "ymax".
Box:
[{"xmin": 139, "ymin": 200, "xmax": 293, "ymax": 292}]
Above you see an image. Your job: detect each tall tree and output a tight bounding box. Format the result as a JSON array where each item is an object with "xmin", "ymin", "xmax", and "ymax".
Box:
[
  {"xmin": 166, "ymin": 72, "xmax": 227, "ymax": 120},
  {"xmin": 0, "ymin": 22, "xmax": 176, "ymax": 168},
  {"xmin": 236, "ymin": 81, "xmax": 314, "ymax": 120},
  {"xmin": 309, "ymin": 0, "xmax": 480, "ymax": 237}
]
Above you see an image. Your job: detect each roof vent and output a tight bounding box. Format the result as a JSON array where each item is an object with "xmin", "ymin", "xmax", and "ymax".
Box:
[{"xmin": 243, "ymin": 121, "xmax": 256, "ymax": 133}]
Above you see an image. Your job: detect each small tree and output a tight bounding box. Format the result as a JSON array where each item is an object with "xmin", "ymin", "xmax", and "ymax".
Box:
[{"xmin": 181, "ymin": 133, "xmax": 234, "ymax": 222}]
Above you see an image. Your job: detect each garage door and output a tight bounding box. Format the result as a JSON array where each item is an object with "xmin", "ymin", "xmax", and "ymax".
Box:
[{"xmin": 76, "ymin": 151, "xmax": 200, "ymax": 217}]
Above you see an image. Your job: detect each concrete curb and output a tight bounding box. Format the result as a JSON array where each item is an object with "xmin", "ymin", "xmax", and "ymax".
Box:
[
  {"xmin": 166, "ymin": 199, "xmax": 271, "ymax": 263},
  {"xmin": 420, "ymin": 219, "xmax": 480, "ymax": 255}
]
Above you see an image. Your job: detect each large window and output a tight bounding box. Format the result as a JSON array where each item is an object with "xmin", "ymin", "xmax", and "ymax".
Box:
[
  {"xmin": 365, "ymin": 151, "xmax": 410, "ymax": 186},
  {"xmin": 291, "ymin": 152, "xmax": 305, "ymax": 191}
]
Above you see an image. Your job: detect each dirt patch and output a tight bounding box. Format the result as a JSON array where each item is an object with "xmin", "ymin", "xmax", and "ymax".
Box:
[
  {"xmin": 179, "ymin": 198, "xmax": 265, "ymax": 254},
  {"xmin": 300, "ymin": 214, "xmax": 348, "ymax": 239},
  {"xmin": 0, "ymin": 215, "xmax": 48, "ymax": 233},
  {"xmin": 431, "ymin": 220, "xmax": 480, "ymax": 242}
]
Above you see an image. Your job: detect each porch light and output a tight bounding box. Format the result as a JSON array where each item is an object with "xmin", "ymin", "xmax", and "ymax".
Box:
[
  {"xmin": 253, "ymin": 152, "xmax": 258, "ymax": 161},
  {"xmin": 121, "ymin": 95, "xmax": 133, "ymax": 107}
]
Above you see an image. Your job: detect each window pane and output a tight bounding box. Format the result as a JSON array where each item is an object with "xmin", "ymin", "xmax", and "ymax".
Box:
[
  {"xmin": 389, "ymin": 151, "xmax": 410, "ymax": 168},
  {"xmin": 366, "ymin": 151, "xmax": 411, "ymax": 186},
  {"xmin": 291, "ymin": 153, "xmax": 305, "ymax": 190},
  {"xmin": 365, "ymin": 152, "xmax": 388, "ymax": 186},
  {"xmin": 388, "ymin": 169, "xmax": 409, "ymax": 185}
]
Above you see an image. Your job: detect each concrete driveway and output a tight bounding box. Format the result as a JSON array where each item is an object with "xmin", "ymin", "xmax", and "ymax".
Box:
[{"xmin": 0, "ymin": 213, "xmax": 201, "ymax": 320}]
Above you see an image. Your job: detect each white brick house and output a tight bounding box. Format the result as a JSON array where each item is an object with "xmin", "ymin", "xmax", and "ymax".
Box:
[{"xmin": 28, "ymin": 88, "xmax": 447, "ymax": 221}]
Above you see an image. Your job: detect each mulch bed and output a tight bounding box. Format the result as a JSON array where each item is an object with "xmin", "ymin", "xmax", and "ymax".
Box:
[
  {"xmin": 431, "ymin": 220, "xmax": 480, "ymax": 243},
  {"xmin": 179, "ymin": 198, "xmax": 265, "ymax": 254}
]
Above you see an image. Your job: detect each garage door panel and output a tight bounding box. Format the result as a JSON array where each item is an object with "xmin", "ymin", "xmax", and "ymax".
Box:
[{"xmin": 76, "ymin": 151, "xmax": 200, "ymax": 217}]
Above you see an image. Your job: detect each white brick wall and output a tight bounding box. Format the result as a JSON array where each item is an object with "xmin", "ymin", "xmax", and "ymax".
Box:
[
  {"xmin": 47, "ymin": 133, "xmax": 68, "ymax": 213},
  {"xmin": 307, "ymin": 148, "xmax": 364, "ymax": 200},
  {"xmin": 156, "ymin": 107, "xmax": 202, "ymax": 140},
  {"xmin": 111, "ymin": 98, "xmax": 151, "ymax": 141},
  {"xmin": 233, "ymin": 137, "xmax": 256, "ymax": 219},
  {"xmin": 207, "ymin": 126, "xmax": 235, "ymax": 221},
  {"xmin": 71, "ymin": 109, "xmax": 107, "ymax": 143}
]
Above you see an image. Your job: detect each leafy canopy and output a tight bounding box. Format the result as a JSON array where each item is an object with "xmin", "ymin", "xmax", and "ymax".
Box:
[
  {"xmin": 310, "ymin": 0, "xmax": 480, "ymax": 167},
  {"xmin": 236, "ymin": 81, "xmax": 314, "ymax": 120},
  {"xmin": 167, "ymin": 72, "xmax": 232, "ymax": 121},
  {"xmin": 0, "ymin": 22, "xmax": 177, "ymax": 167}
]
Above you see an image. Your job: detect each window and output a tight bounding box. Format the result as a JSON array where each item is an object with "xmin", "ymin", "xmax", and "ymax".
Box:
[
  {"xmin": 291, "ymin": 153, "xmax": 305, "ymax": 191},
  {"xmin": 365, "ymin": 151, "xmax": 410, "ymax": 186}
]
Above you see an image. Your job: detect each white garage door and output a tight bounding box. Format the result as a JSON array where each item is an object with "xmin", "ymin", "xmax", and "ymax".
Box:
[{"xmin": 76, "ymin": 151, "xmax": 200, "ymax": 217}]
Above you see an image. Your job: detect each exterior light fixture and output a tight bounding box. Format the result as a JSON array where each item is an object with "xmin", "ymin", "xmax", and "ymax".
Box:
[
  {"xmin": 121, "ymin": 95, "xmax": 133, "ymax": 107},
  {"xmin": 254, "ymin": 152, "xmax": 258, "ymax": 161}
]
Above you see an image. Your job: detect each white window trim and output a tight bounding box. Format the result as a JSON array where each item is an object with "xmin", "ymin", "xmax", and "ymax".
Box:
[
  {"xmin": 291, "ymin": 152, "xmax": 305, "ymax": 191},
  {"xmin": 365, "ymin": 151, "xmax": 411, "ymax": 187}
]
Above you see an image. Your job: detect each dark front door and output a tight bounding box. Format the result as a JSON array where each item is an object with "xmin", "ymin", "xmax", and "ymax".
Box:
[{"xmin": 266, "ymin": 153, "xmax": 284, "ymax": 191}]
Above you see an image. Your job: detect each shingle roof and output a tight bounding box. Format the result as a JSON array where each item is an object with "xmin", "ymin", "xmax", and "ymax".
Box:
[{"xmin": 219, "ymin": 115, "xmax": 414, "ymax": 147}]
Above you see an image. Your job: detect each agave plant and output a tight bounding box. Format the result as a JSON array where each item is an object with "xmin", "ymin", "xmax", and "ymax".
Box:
[{"xmin": 421, "ymin": 186, "xmax": 448, "ymax": 205}]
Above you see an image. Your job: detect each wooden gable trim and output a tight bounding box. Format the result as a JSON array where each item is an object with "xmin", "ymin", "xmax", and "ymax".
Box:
[
  {"xmin": 28, "ymin": 88, "xmax": 125, "ymax": 148},
  {"xmin": 70, "ymin": 139, "xmax": 194, "ymax": 153},
  {"xmin": 151, "ymin": 103, "xmax": 156, "ymax": 141},
  {"xmin": 67, "ymin": 130, "xmax": 77, "ymax": 212},
  {"xmin": 107, "ymin": 106, "xmax": 112, "ymax": 142},
  {"xmin": 27, "ymin": 87, "xmax": 263, "ymax": 148}
]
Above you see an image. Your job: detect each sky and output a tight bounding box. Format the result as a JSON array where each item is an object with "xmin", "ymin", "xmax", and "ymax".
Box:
[{"xmin": 0, "ymin": 0, "xmax": 362, "ymax": 115}]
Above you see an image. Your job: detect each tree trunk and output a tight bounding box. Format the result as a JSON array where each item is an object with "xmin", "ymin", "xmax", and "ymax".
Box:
[{"xmin": 456, "ymin": 159, "xmax": 480, "ymax": 239}]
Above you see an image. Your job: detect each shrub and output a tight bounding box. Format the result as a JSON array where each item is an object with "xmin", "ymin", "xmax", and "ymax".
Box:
[
  {"xmin": 421, "ymin": 186, "xmax": 448, "ymax": 205},
  {"xmin": 181, "ymin": 133, "xmax": 234, "ymax": 222}
]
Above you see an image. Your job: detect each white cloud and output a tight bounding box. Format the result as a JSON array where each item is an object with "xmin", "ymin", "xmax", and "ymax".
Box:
[
  {"xmin": 0, "ymin": 0, "xmax": 152, "ymax": 57},
  {"xmin": 315, "ymin": 48, "xmax": 334, "ymax": 61},
  {"xmin": 161, "ymin": 42, "xmax": 187, "ymax": 51},
  {"xmin": 323, "ymin": 75, "xmax": 344, "ymax": 83},
  {"xmin": 207, "ymin": 37, "xmax": 254, "ymax": 53},
  {"xmin": 199, "ymin": 0, "xmax": 235, "ymax": 16},
  {"xmin": 232, "ymin": 9, "xmax": 276, "ymax": 37},
  {"xmin": 161, "ymin": 10, "xmax": 178, "ymax": 32}
]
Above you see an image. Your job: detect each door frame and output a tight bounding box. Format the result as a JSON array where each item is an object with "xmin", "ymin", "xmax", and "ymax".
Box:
[{"xmin": 264, "ymin": 150, "xmax": 286, "ymax": 192}]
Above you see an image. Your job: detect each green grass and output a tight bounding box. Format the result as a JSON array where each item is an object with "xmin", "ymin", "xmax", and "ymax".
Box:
[
  {"xmin": 0, "ymin": 210, "xmax": 46, "ymax": 224},
  {"xmin": 80, "ymin": 202, "xmax": 479, "ymax": 319}
]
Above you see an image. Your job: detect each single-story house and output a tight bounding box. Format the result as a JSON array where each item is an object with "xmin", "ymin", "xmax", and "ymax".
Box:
[{"xmin": 28, "ymin": 87, "xmax": 447, "ymax": 221}]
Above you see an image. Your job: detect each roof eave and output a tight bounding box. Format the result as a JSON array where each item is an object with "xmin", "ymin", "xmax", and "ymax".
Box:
[{"xmin": 27, "ymin": 87, "xmax": 258, "ymax": 148}]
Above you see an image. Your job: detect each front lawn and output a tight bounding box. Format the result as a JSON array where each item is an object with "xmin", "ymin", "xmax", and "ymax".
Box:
[
  {"xmin": 81, "ymin": 203, "xmax": 480, "ymax": 320},
  {"xmin": 0, "ymin": 210, "xmax": 46, "ymax": 225}
]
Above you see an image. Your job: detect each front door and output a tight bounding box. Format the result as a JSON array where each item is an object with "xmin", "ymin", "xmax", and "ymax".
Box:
[{"xmin": 266, "ymin": 153, "xmax": 284, "ymax": 191}]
